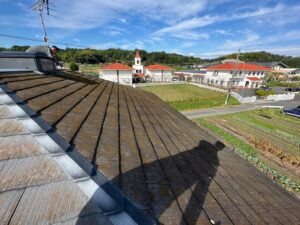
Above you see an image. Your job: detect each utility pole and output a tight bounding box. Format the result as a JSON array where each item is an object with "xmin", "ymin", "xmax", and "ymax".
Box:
[{"xmin": 225, "ymin": 49, "xmax": 240, "ymax": 105}]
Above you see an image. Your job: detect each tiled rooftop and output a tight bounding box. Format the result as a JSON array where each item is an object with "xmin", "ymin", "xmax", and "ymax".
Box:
[{"xmin": 0, "ymin": 71, "xmax": 299, "ymax": 225}]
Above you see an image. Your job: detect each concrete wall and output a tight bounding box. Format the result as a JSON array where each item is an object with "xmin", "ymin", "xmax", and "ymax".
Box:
[
  {"xmin": 266, "ymin": 93, "xmax": 295, "ymax": 101},
  {"xmin": 230, "ymin": 91, "xmax": 257, "ymax": 103}
]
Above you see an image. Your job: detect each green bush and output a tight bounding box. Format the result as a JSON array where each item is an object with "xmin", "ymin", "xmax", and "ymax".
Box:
[
  {"xmin": 255, "ymin": 89, "xmax": 275, "ymax": 96},
  {"xmin": 69, "ymin": 62, "xmax": 79, "ymax": 71}
]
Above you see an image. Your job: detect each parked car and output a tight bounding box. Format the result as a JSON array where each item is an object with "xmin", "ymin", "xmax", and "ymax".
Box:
[
  {"xmin": 260, "ymin": 85, "xmax": 272, "ymax": 91},
  {"xmin": 283, "ymin": 105, "xmax": 300, "ymax": 118},
  {"xmin": 285, "ymin": 87, "xmax": 300, "ymax": 92}
]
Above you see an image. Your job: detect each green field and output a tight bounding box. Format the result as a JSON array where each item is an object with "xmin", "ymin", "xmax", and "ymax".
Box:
[
  {"xmin": 140, "ymin": 84, "xmax": 239, "ymax": 111},
  {"xmin": 63, "ymin": 63, "xmax": 99, "ymax": 76},
  {"xmin": 194, "ymin": 109, "xmax": 300, "ymax": 194}
]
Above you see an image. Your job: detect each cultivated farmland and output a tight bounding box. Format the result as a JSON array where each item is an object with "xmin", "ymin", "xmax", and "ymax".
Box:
[
  {"xmin": 195, "ymin": 109, "xmax": 300, "ymax": 195},
  {"xmin": 140, "ymin": 84, "xmax": 239, "ymax": 111}
]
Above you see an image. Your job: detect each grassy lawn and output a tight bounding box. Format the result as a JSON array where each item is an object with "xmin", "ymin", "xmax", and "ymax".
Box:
[
  {"xmin": 63, "ymin": 63, "xmax": 99, "ymax": 76},
  {"xmin": 194, "ymin": 109, "xmax": 300, "ymax": 195},
  {"xmin": 140, "ymin": 84, "xmax": 239, "ymax": 111}
]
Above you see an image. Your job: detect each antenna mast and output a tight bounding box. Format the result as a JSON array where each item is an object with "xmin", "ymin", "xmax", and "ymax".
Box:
[{"xmin": 31, "ymin": 0, "xmax": 50, "ymax": 46}]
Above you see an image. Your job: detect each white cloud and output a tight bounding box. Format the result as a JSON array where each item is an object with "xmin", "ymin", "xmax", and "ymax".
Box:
[
  {"xmin": 103, "ymin": 27, "xmax": 126, "ymax": 37},
  {"xmin": 23, "ymin": 0, "xmax": 209, "ymax": 30},
  {"xmin": 214, "ymin": 29, "xmax": 233, "ymax": 36},
  {"xmin": 153, "ymin": 4, "xmax": 285, "ymax": 37},
  {"xmin": 91, "ymin": 39, "xmax": 144, "ymax": 50}
]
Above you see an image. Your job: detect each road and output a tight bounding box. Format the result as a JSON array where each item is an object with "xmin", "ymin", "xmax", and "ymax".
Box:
[{"xmin": 182, "ymin": 94, "xmax": 300, "ymax": 118}]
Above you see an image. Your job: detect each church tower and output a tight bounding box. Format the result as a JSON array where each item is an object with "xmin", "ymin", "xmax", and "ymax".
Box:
[
  {"xmin": 133, "ymin": 51, "xmax": 144, "ymax": 74},
  {"xmin": 135, "ymin": 51, "xmax": 141, "ymax": 66}
]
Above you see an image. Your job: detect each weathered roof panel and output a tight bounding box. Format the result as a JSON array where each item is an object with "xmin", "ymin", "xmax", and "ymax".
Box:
[
  {"xmin": 0, "ymin": 119, "xmax": 28, "ymax": 136},
  {"xmin": 0, "ymin": 189, "xmax": 24, "ymax": 225},
  {"xmin": 0, "ymin": 135, "xmax": 47, "ymax": 160},
  {"xmin": 9, "ymin": 180, "xmax": 105, "ymax": 225},
  {"xmin": 0, "ymin": 155, "xmax": 69, "ymax": 192}
]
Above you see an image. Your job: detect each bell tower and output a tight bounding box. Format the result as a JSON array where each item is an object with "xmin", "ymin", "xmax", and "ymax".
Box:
[
  {"xmin": 135, "ymin": 51, "xmax": 141, "ymax": 66},
  {"xmin": 133, "ymin": 51, "xmax": 144, "ymax": 74}
]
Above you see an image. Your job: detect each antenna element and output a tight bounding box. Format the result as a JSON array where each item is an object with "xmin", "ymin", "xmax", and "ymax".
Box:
[{"xmin": 31, "ymin": 0, "xmax": 50, "ymax": 46}]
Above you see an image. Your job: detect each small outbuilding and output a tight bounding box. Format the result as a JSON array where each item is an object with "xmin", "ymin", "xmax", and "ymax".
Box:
[
  {"xmin": 99, "ymin": 63, "xmax": 133, "ymax": 85},
  {"xmin": 145, "ymin": 64, "xmax": 174, "ymax": 82}
]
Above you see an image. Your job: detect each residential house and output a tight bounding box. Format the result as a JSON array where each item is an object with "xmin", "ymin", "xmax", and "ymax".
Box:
[
  {"xmin": 99, "ymin": 63, "xmax": 133, "ymax": 85},
  {"xmin": 145, "ymin": 64, "xmax": 174, "ymax": 82},
  {"xmin": 206, "ymin": 63, "xmax": 271, "ymax": 88}
]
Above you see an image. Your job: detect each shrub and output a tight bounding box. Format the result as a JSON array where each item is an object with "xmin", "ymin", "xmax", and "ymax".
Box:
[
  {"xmin": 255, "ymin": 89, "xmax": 275, "ymax": 96},
  {"xmin": 69, "ymin": 62, "xmax": 79, "ymax": 71}
]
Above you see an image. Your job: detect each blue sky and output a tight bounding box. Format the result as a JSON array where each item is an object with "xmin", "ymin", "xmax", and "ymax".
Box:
[{"xmin": 0, "ymin": 0, "xmax": 300, "ymax": 58}]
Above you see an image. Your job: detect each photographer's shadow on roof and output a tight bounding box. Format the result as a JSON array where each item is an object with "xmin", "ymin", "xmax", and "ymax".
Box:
[{"xmin": 76, "ymin": 140, "xmax": 225, "ymax": 225}]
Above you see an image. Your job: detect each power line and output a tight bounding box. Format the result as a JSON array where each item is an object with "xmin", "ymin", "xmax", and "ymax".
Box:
[{"xmin": 0, "ymin": 33, "xmax": 88, "ymax": 48}]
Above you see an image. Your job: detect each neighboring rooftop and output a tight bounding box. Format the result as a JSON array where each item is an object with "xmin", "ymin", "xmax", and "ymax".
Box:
[
  {"xmin": 256, "ymin": 61, "xmax": 288, "ymax": 69},
  {"xmin": 207, "ymin": 63, "xmax": 271, "ymax": 71},
  {"xmin": 145, "ymin": 64, "xmax": 175, "ymax": 71},
  {"xmin": 246, "ymin": 76, "xmax": 261, "ymax": 81},
  {"xmin": 101, "ymin": 63, "xmax": 133, "ymax": 70}
]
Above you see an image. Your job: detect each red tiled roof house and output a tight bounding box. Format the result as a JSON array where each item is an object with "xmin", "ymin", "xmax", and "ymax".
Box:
[
  {"xmin": 206, "ymin": 63, "xmax": 271, "ymax": 88},
  {"xmin": 145, "ymin": 64, "xmax": 175, "ymax": 82},
  {"xmin": 99, "ymin": 63, "xmax": 133, "ymax": 86}
]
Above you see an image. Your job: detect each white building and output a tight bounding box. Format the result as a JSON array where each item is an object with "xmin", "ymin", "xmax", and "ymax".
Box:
[
  {"xmin": 145, "ymin": 64, "xmax": 174, "ymax": 82},
  {"xmin": 99, "ymin": 63, "xmax": 133, "ymax": 85},
  {"xmin": 206, "ymin": 63, "xmax": 271, "ymax": 88},
  {"xmin": 132, "ymin": 51, "xmax": 144, "ymax": 74}
]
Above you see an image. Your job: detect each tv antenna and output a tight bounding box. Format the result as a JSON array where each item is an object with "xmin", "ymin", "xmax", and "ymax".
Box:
[{"xmin": 31, "ymin": 0, "xmax": 50, "ymax": 46}]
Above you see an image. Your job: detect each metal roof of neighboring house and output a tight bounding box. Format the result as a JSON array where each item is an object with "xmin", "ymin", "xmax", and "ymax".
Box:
[
  {"xmin": 0, "ymin": 70, "xmax": 299, "ymax": 225},
  {"xmin": 246, "ymin": 77, "xmax": 261, "ymax": 81},
  {"xmin": 145, "ymin": 64, "xmax": 174, "ymax": 71},
  {"xmin": 101, "ymin": 63, "xmax": 133, "ymax": 70},
  {"xmin": 207, "ymin": 63, "xmax": 271, "ymax": 71},
  {"xmin": 135, "ymin": 51, "xmax": 141, "ymax": 59},
  {"xmin": 256, "ymin": 62, "xmax": 288, "ymax": 68}
]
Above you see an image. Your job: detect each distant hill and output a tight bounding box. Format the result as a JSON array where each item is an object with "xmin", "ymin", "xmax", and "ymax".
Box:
[
  {"xmin": 210, "ymin": 51, "xmax": 300, "ymax": 68},
  {"xmin": 1, "ymin": 46, "xmax": 299, "ymax": 68},
  {"xmin": 0, "ymin": 45, "xmax": 203, "ymax": 67}
]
